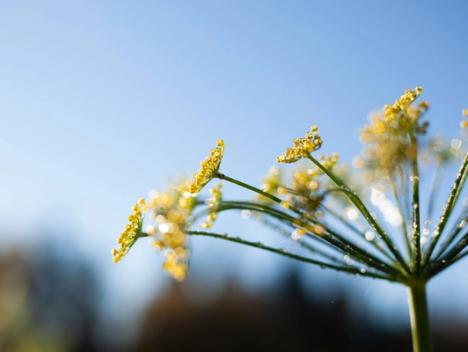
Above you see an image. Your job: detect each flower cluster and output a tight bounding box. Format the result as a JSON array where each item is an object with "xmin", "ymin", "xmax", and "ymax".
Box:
[
  {"xmin": 359, "ymin": 87, "xmax": 429, "ymax": 177},
  {"xmin": 201, "ymin": 183, "xmax": 223, "ymax": 229},
  {"xmin": 188, "ymin": 139, "xmax": 225, "ymax": 194},
  {"xmin": 288, "ymin": 155, "xmax": 336, "ymax": 214},
  {"xmin": 112, "ymin": 198, "xmax": 146, "ymax": 263},
  {"xmin": 258, "ymin": 166, "xmax": 284, "ymax": 203},
  {"xmin": 113, "ymin": 139, "xmax": 227, "ymax": 281},
  {"xmin": 424, "ymin": 137, "xmax": 463, "ymax": 166},
  {"xmin": 277, "ymin": 126, "xmax": 322, "ymax": 163},
  {"xmin": 146, "ymin": 182, "xmax": 195, "ymax": 281}
]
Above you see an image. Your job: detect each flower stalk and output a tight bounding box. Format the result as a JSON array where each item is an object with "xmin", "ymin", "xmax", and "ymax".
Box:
[{"xmin": 407, "ymin": 281, "xmax": 432, "ymax": 352}]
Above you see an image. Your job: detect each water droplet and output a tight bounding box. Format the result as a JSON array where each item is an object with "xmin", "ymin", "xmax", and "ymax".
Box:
[
  {"xmin": 145, "ymin": 225, "xmax": 156, "ymax": 235},
  {"xmin": 343, "ymin": 254, "xmax": 352, "ymax": 265},
  {"xmin": 365, "ymin": 231, "xmax": 375, "ymax": 241},
  {"xmin": 241, "ymin": 210, "xmax": 252, "ymax": 219},
  {"xmin": 360, "ymin": 268, "xmax": 367, "ymax": 274},
  {"xmin": 291, "ymin": 230, "xmax": 303, "ymax": 241},
  {"xmin": 450, "ymin": 138, "xmax": 462, "ymax": 150},
  {"xmin": 346, "ymin": 207, "xmax": 359, "ymax": 221},
  {"xmin": 158, "ymin": 222, "xmax": 171, "ymax": 233}
]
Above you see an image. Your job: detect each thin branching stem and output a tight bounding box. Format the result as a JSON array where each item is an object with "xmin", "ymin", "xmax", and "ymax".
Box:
[
  {"xmin": 321, "ymin": 203, "xmax": 396, "ymax": 263},
  {"xmin": 307, "ymin": 154, "xmax": 411, "ymax": 274},
  {"xmin": 423, "ymin": 152, "xmax": 468, "ymax": 266},
  {"xmin": 434, "ymin": 207, "xmax": 467, "ymax": 260},
  {"xmin": 410, "ymin": 133, "xmax": 422, "ymax": 274},
  {"xmin": 216, "ymin": 175, "xmax": 404, "ymax": 277},
  {"xmin": 428, "ymin": 231, "xmax": 468, "ymax": 277},
  {"xmin": 187, "ymin": 230, "xmax": 399, "ymax": 282},
  {"xmin": 213, "ymin": 200, "xmax": 400, "ymax": 276},
  {"xmin": 258, "ymin": 217, "xmax": 347, "ymax": 265}
]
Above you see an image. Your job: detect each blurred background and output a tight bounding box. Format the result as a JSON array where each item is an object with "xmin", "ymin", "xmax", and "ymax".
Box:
[{"xmin": 0, "ymin": 1, "xmax": 467, "ymax": 351}]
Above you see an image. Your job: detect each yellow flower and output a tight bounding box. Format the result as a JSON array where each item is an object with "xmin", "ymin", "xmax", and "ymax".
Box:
[
  {"xmin": 112, "ymin": 198, "xmax": 146, "ymax": 263},
  {"xmin": 201, "ymin": 183, "xmax": 223, "ymax": 229},
  {"xmin": 277, "ymin": 126, "xmax": 323, "ymax": 163},
  {"xmin": 359, "ymin": 87, "xmax": 428, "ymax": 177},
  {"xmin": 319, "ymin": 153, "xmax": 340, "ymax": 171},
  {"xmin": 163, "ymin": 248, "xmax": 189, "ymax": 281},
  {"xmin": 146, "ymin": 182, "xmax": 194, "ymax": 280},
  {"xmin": 188, "ymin": 139, "xmax": 225, "ymax": 194},
  {"xmin": 258, "ymin": 166, "xmax": 283, "ymax": 204}
]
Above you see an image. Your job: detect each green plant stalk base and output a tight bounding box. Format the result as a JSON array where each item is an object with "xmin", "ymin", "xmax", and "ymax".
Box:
[{"xmin": 407, "ymin": 282, "xmax": 432, "ymax": 352}]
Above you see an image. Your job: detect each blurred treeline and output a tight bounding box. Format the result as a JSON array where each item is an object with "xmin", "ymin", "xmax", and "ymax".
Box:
[{"xmin": 0, "ymin": 239, "xmax": 467, "ymax": 352}]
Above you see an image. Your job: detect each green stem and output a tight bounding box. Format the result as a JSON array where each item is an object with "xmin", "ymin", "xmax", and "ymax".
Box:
[
  {"xmin": 410, "ymin": 134, "xmax": 421, "ymax": 274},
  {"xmin": 428, "ymin": 232, "xmax": 468, "ymax": 277},
  {"xmin": 321, "ymin": 204, "xmax": 396, "ymax": 263},
  {"xmin": 214, "ymin": 174, "xmax": 401, "ymax": 275},
  {"xmin": 187, "ymin": 230, "xmax": 398, "ymax": 282},
  {"xmin": 307, "ymin": 155, "xmax": 411, "ymax": 274},
  {"xmin": 407, "ymin": 282, "xmax": 432, "ymax": 352},
  {"xmin": 434, "ymin": 208, "xmax": 467, "ymax": 260},
  {"xmin": 258, "ymin": 217, "xmax": 346, "ymax": 265},
  {"xmin": 216, "ymin": 172, "xmax": 282, "ymax": 204},
  {"xmin": 423, "ymin": 152, "xmax": 468, "ymax": 266},
  {"xmin": 215, "ymin": 200, "xmax": 400, "ymax": 276}
]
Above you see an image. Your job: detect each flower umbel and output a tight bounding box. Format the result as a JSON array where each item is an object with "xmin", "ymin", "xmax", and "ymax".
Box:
[
  {"xmin": 148, "ymin": 181, "xmax": 195, "ymax": 281},
  {"xmin": 112, "ymin": 198, "xmax": 146, "ymax": 263},
  {"xmin": 114, "ymin": 86, "xmax": 468, "ymax": 352},
  {"xmin": 258, "ymin": 166, "xmax": 283, "ymax": 204},
  {"xmin": 277, "ymin": 126, "xmax": 323, "ymax": 163},
  {"xmin": 188, "ymin": 139, "xmax": 225, "ymax": 194},
  {"xmin": 359, "ymin": 87, "xmax": 428, "ymax": 177}
]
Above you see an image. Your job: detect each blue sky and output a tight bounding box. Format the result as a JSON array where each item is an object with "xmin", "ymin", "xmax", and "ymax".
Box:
[{"xmin": 1, "ymin": 0, "xmax": 467, "ymax": 329}]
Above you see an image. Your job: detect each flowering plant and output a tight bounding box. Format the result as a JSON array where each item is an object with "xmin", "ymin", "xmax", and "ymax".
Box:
[{"xmin": 113, "ymin": 88, "xmax": 467, "ymax": 352}]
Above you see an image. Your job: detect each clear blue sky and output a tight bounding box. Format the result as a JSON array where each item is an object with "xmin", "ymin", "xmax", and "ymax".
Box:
[{"xmin": 1, "ymin": 0, "xmax": 467, "ymax": 330}]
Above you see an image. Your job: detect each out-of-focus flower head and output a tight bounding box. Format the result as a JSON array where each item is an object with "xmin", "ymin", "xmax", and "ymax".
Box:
[
  {"xmin": 359, "ymin": 87, "xmax": 429, "ymax": 177},
  {"xmin": 188, "ymin": 139, "xmax": 225, "ymax": 195},
  {"xmin": 146, "ymin": 181, "xmax": 196, "ymax": 281},
  {"xmin": 112, "ymin": 198, "xmax": 146, "ymax": 263},
  {"xmin": 258, "ymin": 166, "xmax": 284, "ymax": 204},
  {"xmin": 201, "ymin": 183, "xmax": 223, "ymax": 229},
  {"xmin": 277, "ymin": 126, "xmax": 323, "ymax": 163},
  {"xmin": 286, "ymin": 153, "xmax": 339, "ymax": 215},
  {"xmin": 423, "ymin": 137, "xmax": 464, "ymax": 166}
]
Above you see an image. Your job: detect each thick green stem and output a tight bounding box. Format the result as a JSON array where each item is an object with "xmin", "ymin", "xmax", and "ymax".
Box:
[{"xmin": 407, "ymin": 282, "xmax": 432, "ymax": 352}]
